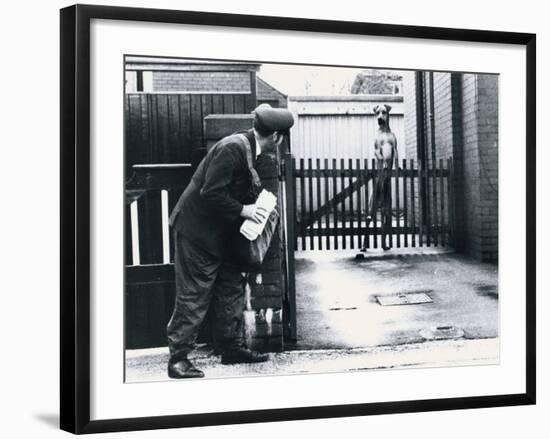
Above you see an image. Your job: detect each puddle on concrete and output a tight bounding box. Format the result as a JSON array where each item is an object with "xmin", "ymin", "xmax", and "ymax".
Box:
[
  {"xmin": 366, "ymin": 260, "xmax": 412, "ymax": 272},
  {"xmin": 295, "ymin": 258, "xmax": 315, "ymax": 270},
  {"xmin": 420, "ymin": 325, "xmax": 465, "ymax": 340},
  {"xmin": 475, "ymin": 284, "xmax": 498, "ymax": 299}
]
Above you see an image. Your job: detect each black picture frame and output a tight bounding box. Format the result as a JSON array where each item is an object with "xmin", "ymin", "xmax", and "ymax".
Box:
[{"xmin": 60, "ymin": 4, "xmax": 536, "ymax": 434}]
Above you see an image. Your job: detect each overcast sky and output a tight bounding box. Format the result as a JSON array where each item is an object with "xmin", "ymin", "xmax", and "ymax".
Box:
[
  {"xmin": 258, "ymin": 63, "xmax": 406, "ymax": 97},
  {"xmin": 257, "ymin": 63, "xmax": 364, "ymax": 97}
]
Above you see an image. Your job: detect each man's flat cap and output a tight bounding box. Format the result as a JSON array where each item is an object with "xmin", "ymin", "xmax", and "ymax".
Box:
[{"xmin": 253, "ymin": 104, "xmax": 294, "ymax": 133}]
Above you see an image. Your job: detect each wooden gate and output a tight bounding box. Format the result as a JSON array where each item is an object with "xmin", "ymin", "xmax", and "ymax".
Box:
[
  {"xmin": 283, "ymin": 154, "xmax": 455, "ymax": 251},
  {"xmin": 125, "ymin": 164, "xmax": 193, "ymax": 348}
]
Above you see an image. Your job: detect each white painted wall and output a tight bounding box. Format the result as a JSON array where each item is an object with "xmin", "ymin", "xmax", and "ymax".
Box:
[{"xmin": 289, "ymin": 96, "xmax": 405, "ymax": 161}]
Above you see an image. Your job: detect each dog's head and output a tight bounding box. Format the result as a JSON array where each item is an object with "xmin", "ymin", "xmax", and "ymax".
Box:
[{"xmin": 373, "ymin": 104, "xmax": 392, "ymax": 127}]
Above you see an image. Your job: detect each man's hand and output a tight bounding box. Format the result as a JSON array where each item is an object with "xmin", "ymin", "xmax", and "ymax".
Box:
[{"xmin": 240, "ymin": 204, "xmax": 269, "ymax": 224}]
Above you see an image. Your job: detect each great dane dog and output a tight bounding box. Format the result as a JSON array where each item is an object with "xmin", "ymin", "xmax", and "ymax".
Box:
[{"xmin": 361, "ymin": 104, "xmax": 398, "ymax": 251}]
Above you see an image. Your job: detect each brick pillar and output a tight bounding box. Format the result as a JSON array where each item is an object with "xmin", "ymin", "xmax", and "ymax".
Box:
[
  {"xmin": 248, "ymin": 151, "xmax": 285, "ymax": 352},
  {"xmin": 203, "ymin": 114, "xmax": 285, "ymax": 352}
]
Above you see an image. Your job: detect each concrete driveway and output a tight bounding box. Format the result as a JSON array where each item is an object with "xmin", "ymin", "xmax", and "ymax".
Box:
[
  {"xmin": 292, "ymin": 248, "xmax": 498, "ymax": 350},
  {"xmin": 125, "ymin": 248, "xmax": 499, "ymax": 382}
]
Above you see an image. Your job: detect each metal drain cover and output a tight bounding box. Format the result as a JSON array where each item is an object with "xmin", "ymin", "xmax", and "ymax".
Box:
[
  {"xmin": 419, "ymin": 325, "xmax": 465, "ymax": 340},
  {"xmin": 376, "ymin": 291, "xmax": 433, "ymax": 306}
]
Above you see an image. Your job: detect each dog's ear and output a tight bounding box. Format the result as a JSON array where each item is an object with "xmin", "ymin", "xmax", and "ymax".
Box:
[
  {"xmin": 384, "ymin": 104, "xmax": 392, "ymax": 112},
  {"xmin": 373, "ymin": 105, "xmax": 379, "ymax": 113}
]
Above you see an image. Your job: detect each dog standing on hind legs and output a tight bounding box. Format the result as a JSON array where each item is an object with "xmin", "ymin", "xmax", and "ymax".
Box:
[{"xmin": 361, "ymin": 104, "xmax": 398, "ymax": 252}]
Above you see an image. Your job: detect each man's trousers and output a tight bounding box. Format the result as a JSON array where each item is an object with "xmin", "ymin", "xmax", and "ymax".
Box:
[{"xmin": 167, "ymin": 231, "xmax": 246, "ymax": 361}]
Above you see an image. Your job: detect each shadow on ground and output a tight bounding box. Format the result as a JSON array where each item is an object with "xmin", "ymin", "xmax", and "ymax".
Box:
[{"xmin": 34, "ymin": 413, "xmax": 58, "ymax": 430}]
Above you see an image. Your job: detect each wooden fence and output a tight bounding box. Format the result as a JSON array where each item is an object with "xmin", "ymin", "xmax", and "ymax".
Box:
[
  {"xmin": 285, "ymin": 156, "xmax": 454, "ymax": 251},
  {"xmin": 125, "ymin": 92, "xmax": 256, "ymax": 171},
  {"xmin": 288, "ymin": 95, "xmax": 405, "ymax": 162}
]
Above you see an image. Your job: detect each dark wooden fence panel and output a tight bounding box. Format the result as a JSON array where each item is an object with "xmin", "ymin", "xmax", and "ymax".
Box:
[
  {"xmin": 125, "ymin": 93, "xmax": 255, "ymax": 172},
  {"xmin": 125, "ymin": 276, "xmax": 175, "ymax": 349}
]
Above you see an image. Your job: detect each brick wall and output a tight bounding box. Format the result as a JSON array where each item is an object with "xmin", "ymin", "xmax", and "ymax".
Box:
[
  {"xmin": 403, "ymin": 71, "xmax": 418, "ymax": 160},
  {"xmin": 461, "ymin": 74, "xmax": 482, "ymax": 258},
  {"xmin": 452, "ymin": 73, "xmax": 499, "ymax": 261},
  {"xmin": 433, "ymin": 73, "xmax": 453, "ymax": 159},
  {"xmin": 153, "ymin": 71, "xmax": 251, "ymax": 92},
  {"xmin": 403, "ymin": 72, "xmax": 498, "ymax": 262},
  {"xmin": 432, "ymin": 72, "xmax": 462, "ymax": 230},
  {"xmin": 475, "ymin": 74, "xmax": 499, "ymax": 262}
]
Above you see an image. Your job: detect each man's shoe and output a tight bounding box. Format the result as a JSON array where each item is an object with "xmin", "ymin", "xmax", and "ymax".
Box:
[
  {"xmin": 221, "ymin": 347, "xmax": 269, "ymax": 365},
  {"xmin": 168, "ymin": 358, "xmax": 205, "ymax": 379}
]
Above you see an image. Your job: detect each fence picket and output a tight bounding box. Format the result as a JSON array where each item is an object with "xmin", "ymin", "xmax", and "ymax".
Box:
[
  {"xmin": 299, "ymin": 158, "xmax": 306, "ymax": 251},
  {"xmin": 395, "ymin": 159, "xmax": 401, "ymax": 248},
  {"xmin": 178, "ymin": 95, "xmax": 191, "ymax": 163},
  {"xmin": 332, "ymin": 158, "xmax": 338, "ymax": 250},
  {"xmin": 387, "ymin": 166, "xmax": 392, "ymax": 249},
  {"xmin": 432, "ymin": 158, "xmax": 439, "ymax": 246},
  {"xmin": 418, "ymin": 161, "xmax": 430, "ymax": 247},
  {"xmin": 324, "ymin": 159, "xmax": 330, "ymax": 250},
  {"xmin": 212, "ymin": 94, "xmax": 224, "ymax": 114},
  {"xmin": 340, "ymin": 158, "xmax": 346, "ymax": 249},
  {"xmin": 308, "ymin": 158, "xmax": 314, "ymax": 250},
  {"xmin": 411, "ymin": 159, "xmax": 417, "ymax": 248},
  {"xmin": 320, "ymin": 159, "xmax": 323, "ymax": 250},
  {"xmin": 356, "ymin": 158, "xmax": 362, "ymax": 249},
  {"xmin": 365, "ymin": 159, "xmax": 370, "ymax": 250},
  {"xmin": 349, "ymin": 158, "xmax": 355, "ymax": 249},
  {"xmin": 403, "ymin": 159, "xmax": 408, "ymax": 247},
  {"xmin": 376, "ymin": 159, "xmax": 380, "ymax": 248},
  {"xmin": 291, "ymin": 157, "xmax": 298, "ymax": 251}
]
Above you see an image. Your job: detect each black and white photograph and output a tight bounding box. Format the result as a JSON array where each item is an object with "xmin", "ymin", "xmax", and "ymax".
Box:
[
  {"xmin": 124, "ymin": 56, "xmax": 499, "ymax": 382},
  {"xmin": 1, "ymin": 0, "xmax": 545, "ymax": 436}
]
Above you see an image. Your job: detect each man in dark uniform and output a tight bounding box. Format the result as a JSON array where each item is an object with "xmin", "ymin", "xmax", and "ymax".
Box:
[{"xmin": 167, "ymin": 104, "xmax": 295, "ymax": 379}]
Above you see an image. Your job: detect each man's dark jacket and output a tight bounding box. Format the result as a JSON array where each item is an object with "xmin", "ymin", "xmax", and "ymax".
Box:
[{"xmin": 169, "ymin": 130, "xmax": 257, "ymax": 258}]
